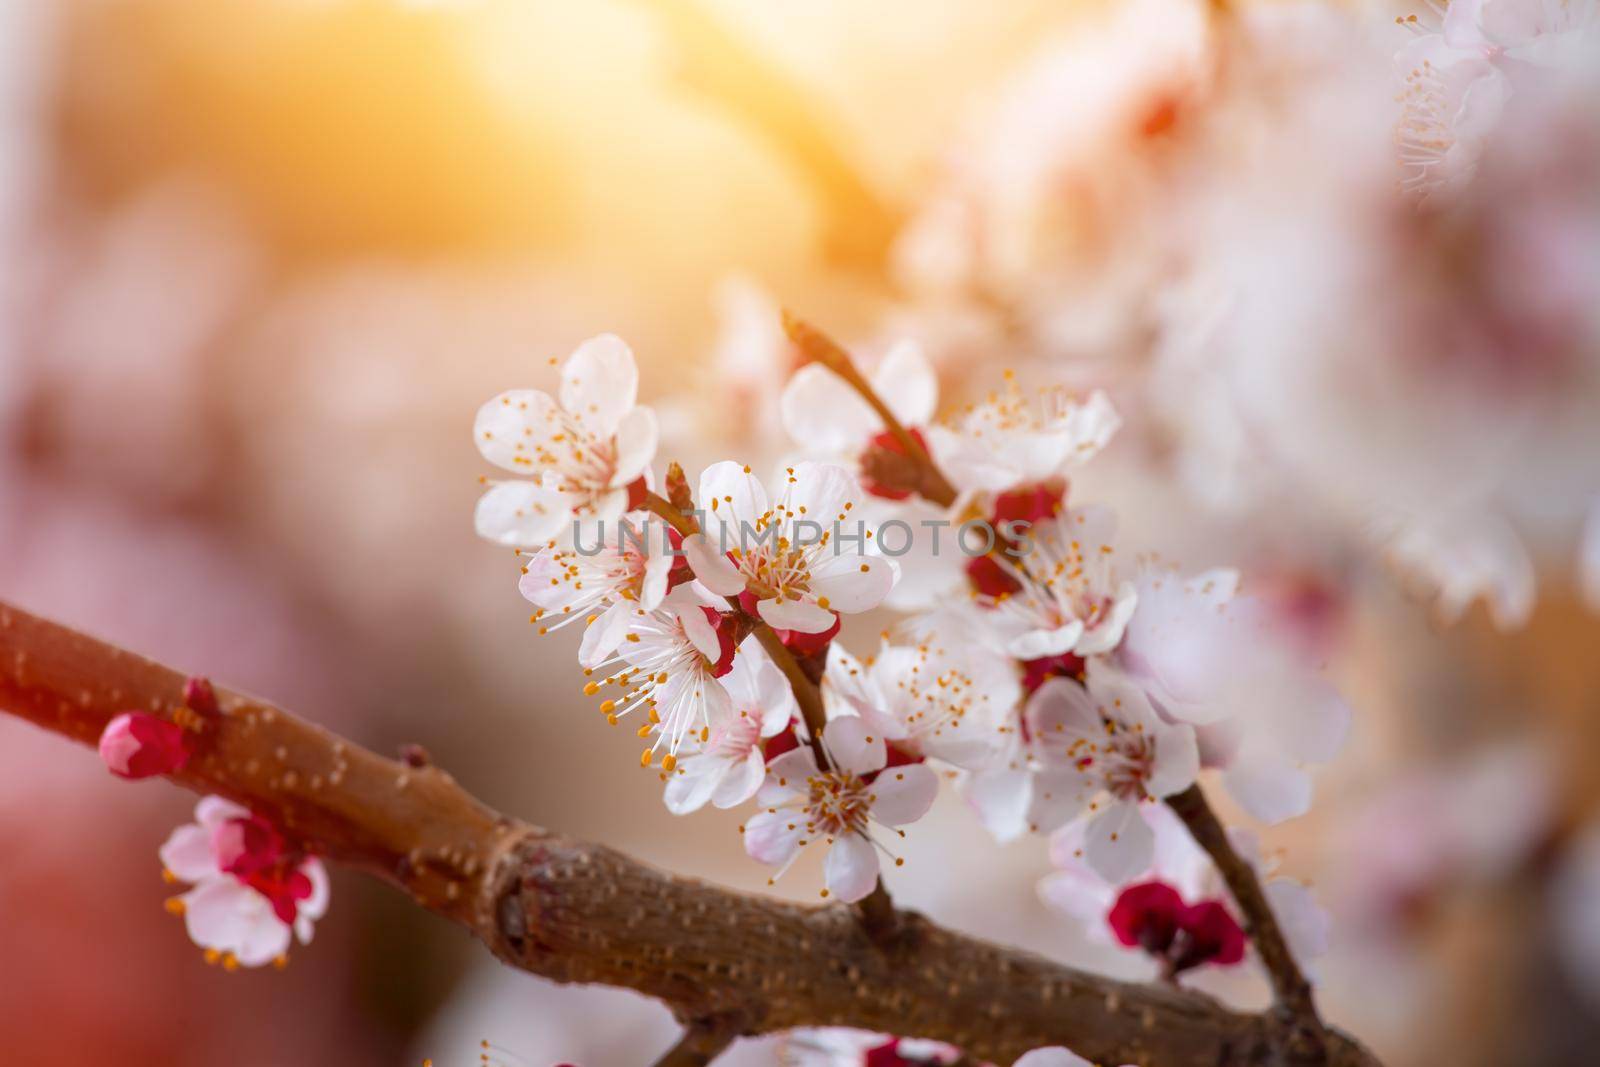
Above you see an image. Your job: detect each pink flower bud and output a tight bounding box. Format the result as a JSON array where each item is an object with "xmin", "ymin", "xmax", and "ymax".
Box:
[
  {"xmin": 182, "ymin": 676, "xmax": 220, "ymax": 716},
  {"xmin": 98, "ymin": 712, "xmax": 190, "ymax": 779}
]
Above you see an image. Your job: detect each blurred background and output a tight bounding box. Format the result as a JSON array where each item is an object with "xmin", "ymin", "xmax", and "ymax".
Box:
[{"xmin": 2, "ymin": 0, "xmax": 1599, "ymax": 1064}]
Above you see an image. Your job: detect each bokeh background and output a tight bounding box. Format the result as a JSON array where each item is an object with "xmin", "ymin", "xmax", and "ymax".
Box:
[{"xmin": 3, "ymin": 1, "xmax": 1599, "ymax": 1065}]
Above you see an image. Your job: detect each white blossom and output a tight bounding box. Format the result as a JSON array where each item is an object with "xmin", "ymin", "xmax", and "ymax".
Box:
[{"xmin": 474, "ymin": 335, "xmax": 658, "ymax": 547}]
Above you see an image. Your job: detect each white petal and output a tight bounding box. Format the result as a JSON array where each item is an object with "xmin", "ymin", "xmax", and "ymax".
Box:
[
  {"xmin": 475, "ymin": 481, "xmax": 571, "ymax": 547},
  {"xmin": 698, "ymin": 461, "xmax": 768, "ymax": 538},
  {"xmin": 823, "ymin": 833, "xmax": 880, "ymax": 903},
  {"xmin": 1147, "ymin": 724, "xmax": 1200, "ymax": 799},
  {"xmin": 683, "ymin": 533, "xmax": 746, "ymax": 595},
  {"xmin": 159, "ymin": 824, "xmax": 220, "ymax": 883},
  {"xmin": 757, "ymin": 596, "xmax": 837, "ymax": 633},
  {"xmin": 611, "ymin": 405, "xmax": 658, "ymax": 487},
  {"xmin": 869, "ymin": 763, "xmax": 938, "ymax": 826},
  {"xmin": 578, "ymin": 601, "xmax": 635, "ymax": 669},
  {"xmin": 1084, "ymin": 801, "xmax": 1155, "ymax": 884},
  {"xmin": 822, "ymin": 714, "xmax": 886, "ymax": 776},
  {"xmin": 183, "ymin": 879, "xmax": 290, "ymax": 966},
  {"xmin": 712, "ymin": 748, "xmax": 767, "ymax": 809},
  {"xmin": 299, "ymin": 858, "xmax": 331, "ymax": 922},
  {"xmin": 640, "ymin": 548, "xmax": 673, "ymax": 611},
  {"xmin": 780, "ymin": 364, "xmax": 879, "ymax": 453},
  {"xmin": 744, "ymin": 809, "xmax": 804, "ymax": 865},
  {"xmin": 1265, "ymin": 879, "xmax": 1331, "ymax": 966},
  {"xmin": 473, "ymin": 390, "xmax": 561, "ymax": 473},
  {"xmin": 873, "ymin": 339, "xmax": 937, "ymax": 426},
  {"xmin": 1059, "ymin": 390, "xmax": 1122, "ymax": 465},
  {"xmin": 761, "ymin": 748, "xmax": 820, "ymax": 803},
  {"xmin": 962, "ymin": 766, "xmax": 1034, "ymax": 842},
  {"xmin": 195, "ymin": 796, "xmax": 250, "ymax": 831},
  {"xmin": 1024, "ymin": 678, "xmax": 1102, "ymax": 766},
  {"xmin": 1014, "ymin": 1049, "xmax": 1094, "ymax": 1067},
  {"xmin": 784, "ymin": 461, "xmax": 858, "ymax": 524},
  {"xmin": 1027, "ymin": 769, "xmax": 1090, "ymax": 834},
  {"xmin": 676, "ymin": 603, "xmax": 721, "ymax": 664},
  {"xmin": 560, "ymin": 334, "xmax": 637, "ymax": 437},
  {"xmin": 1008, "ymin": 622, "xmax": 1086, "ymax": 661},
  {"xmin": 809, "ymin": 551, "xmax": 897, "ymax": 615},
  {"xmin": 664, "ymin": 757, "xmax": 725, "ymax": 815},
  {"xmin": 1225, "ymin": 755, "xmax": 1312, "ymax": 825}
]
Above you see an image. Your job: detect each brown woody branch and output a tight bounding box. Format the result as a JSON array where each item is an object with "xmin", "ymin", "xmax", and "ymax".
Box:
[
  {"xmin": 1166, "ymin": 785, "xmax": 1323, "ymax": 1045},
  {"xmin": 0, "ymin": 599, "xmax": 1379, "ymax": 1066}
]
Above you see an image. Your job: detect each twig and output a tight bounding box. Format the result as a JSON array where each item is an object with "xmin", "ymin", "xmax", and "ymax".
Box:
[
  {"xmin": 781, "ymin": 312, "xmax": 958, "ymax": 508},
  {"xmin": 651, "ymin": 1019, "xmax": 740, "ymax": 1066},
  {"xmin": 644, "ymin": 490, "xmax": 900, "ymax": 938},
  {"xmin": 1166, "ymin": 784, "xmax": 1323, "ymax": 1042},
  {"xmin": 0, "ymin": 602, "xmax": 1382, "ymax": 1066}
]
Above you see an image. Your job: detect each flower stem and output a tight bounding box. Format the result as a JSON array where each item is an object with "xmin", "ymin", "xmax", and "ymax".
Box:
[
  {"xmin": 781, "ymin": 311, "xmax": 959, "ymax": 508},
  {"xmin": 1165, "ymin": 784, "xmax": 1322, "ymax": 1038},
  {"xmin": 644, "ymin": 486, "xmax": 901, "ymax": 938}
]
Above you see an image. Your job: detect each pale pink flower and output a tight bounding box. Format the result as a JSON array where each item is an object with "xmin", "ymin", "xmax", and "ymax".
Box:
[
  {"xmin": 926, "ymin": 383, "xmax": 1120, "ymax": 495},
  {"xmin": 662, "ymin": 640, "xmax": 796, "ymax": 814},
  {"xmin": 519, "ymin": 512, "xmax": 677, "ymax": 668},
  {"xmin": 683, "ymin": 461, "xmax": 897, "ymax": 633},
  {"xmin": 1041, "ymin": 805, "xmax": 1330, "ymax": 972},
  {"xmin": 582, "ymin": 588, "xmax": 738, "ymax": 762},
  {"xmin": 1024, "ymin": 662, "xmax": 1199, "ymax": 883},
  {"xmin": 474, "ymin": 335, "xmax": 658, "ymax": 546},
  {"xmin": 821, "ymin": 631, "xmax": 1022, "ymax": 771},
  {"xmin": 1116, "ymin": 565, "xmax": 1349, "ymax": 825},
  {"xmin": 744, "ymin": 716, "xmax": 939, "ymax": 902},
  {"xmin": 158, "ymin": 796, "xmax": 329, "ymax": 968},
  {"xmin": 977, "ymin": 505, "xmax": 1138, "ymax": 660},
  {"xmin": 778, "ymin": 1028, "xmax": 961, "ymax": 1065}
]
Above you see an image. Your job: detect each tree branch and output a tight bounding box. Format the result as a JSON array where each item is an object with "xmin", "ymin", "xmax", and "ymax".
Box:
[
  {"xmin": 652, "ymin": 1019, "xmax": 740, "ymax": 1067},
  {"xmin": 0, "ymin": 599, "xmax": 1379, "ymax": 1066},
  {"xmin": 1166, "ymin": 785, "xmax": 1323, "ymax": 1044}
]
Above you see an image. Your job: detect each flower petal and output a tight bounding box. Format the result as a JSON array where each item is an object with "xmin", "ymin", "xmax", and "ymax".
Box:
[
  {"xmin": 698, "ymin": 460, "xmax": 768, "ymax": 538},
  {"xmin": 1014, "ymin": 1048, "xmax": 1095, "ymax": 1067},
  {"xmin": 578, "ymin": 601, "xmax": 635, "ymax": 669},
  {"xmin": 712, "ymin": 748, "xmax": 767, "ymax": 809},
  {"xmin": 823, "ymin": 833, "xmax": 880, "ymax": 903},
  {"xmin": 869, "ymin": 763, "xmax": 938, "ymax": 826},
  {"xmin": 962, "ymin": 766, "xmax": 1034, "ymax": 843},
  {"xmin": 1008, "ymin": 621, "xmax": 1086, "ymax": 661},
  {"xmin": 822, "ymin": 714, "xmax": 886, "ymax": 777},
  {"xmin": 664, "ymin": 756, "xmax": 725, "ymax": 815},
  {"xmin": 611, "ymin": 405, "xmax": 659, "ymax": 487},
  {"xmin": 809, "ymin": 552, "xmax": 897, "ymax": 615},
  {"xmin": 475, "ymin": 481, "xmax": 571, "ymax": 547},
  {"xmin": 560, "ymin": 334, "xmax": 637, "ymax": 437},
  {"xmin": 780, "ymin": 364, "xmax": 878, "ymax": 453},
  {"xmin": 1224, "ymin": 754, "xmax": 1312, "ymax": 825},
  {"xmin": 1147, "ymin": 723, "xmax": 1200, "ymax": 799},
  {"xmin": 183, "ymin": 879, "xmax": 291, "ymax": 967},
  {"xmin": 474, "ymin": 390, "xmax": 561, "ymax": 473},
  {"xmin": 159, "ymin": 824, "xmax": 220, "ymax": 883},
  {"xmin": 1084, "ymin": 800, "xmax": 1155, "ymax": 884},
  {"xmin": 757, "ymin": 596, "xmax": 837, "ymax": 633},
  {"xmin": 683, "ymin": 533, "xmax": 746, "ymax": 596},
  {"xmin": 744, "ymin": 809, "xmax": 804, "ymax": 866},
  {"xmin": 873, "ymin": 340, "xmax": 938, "ymax": 427}
]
